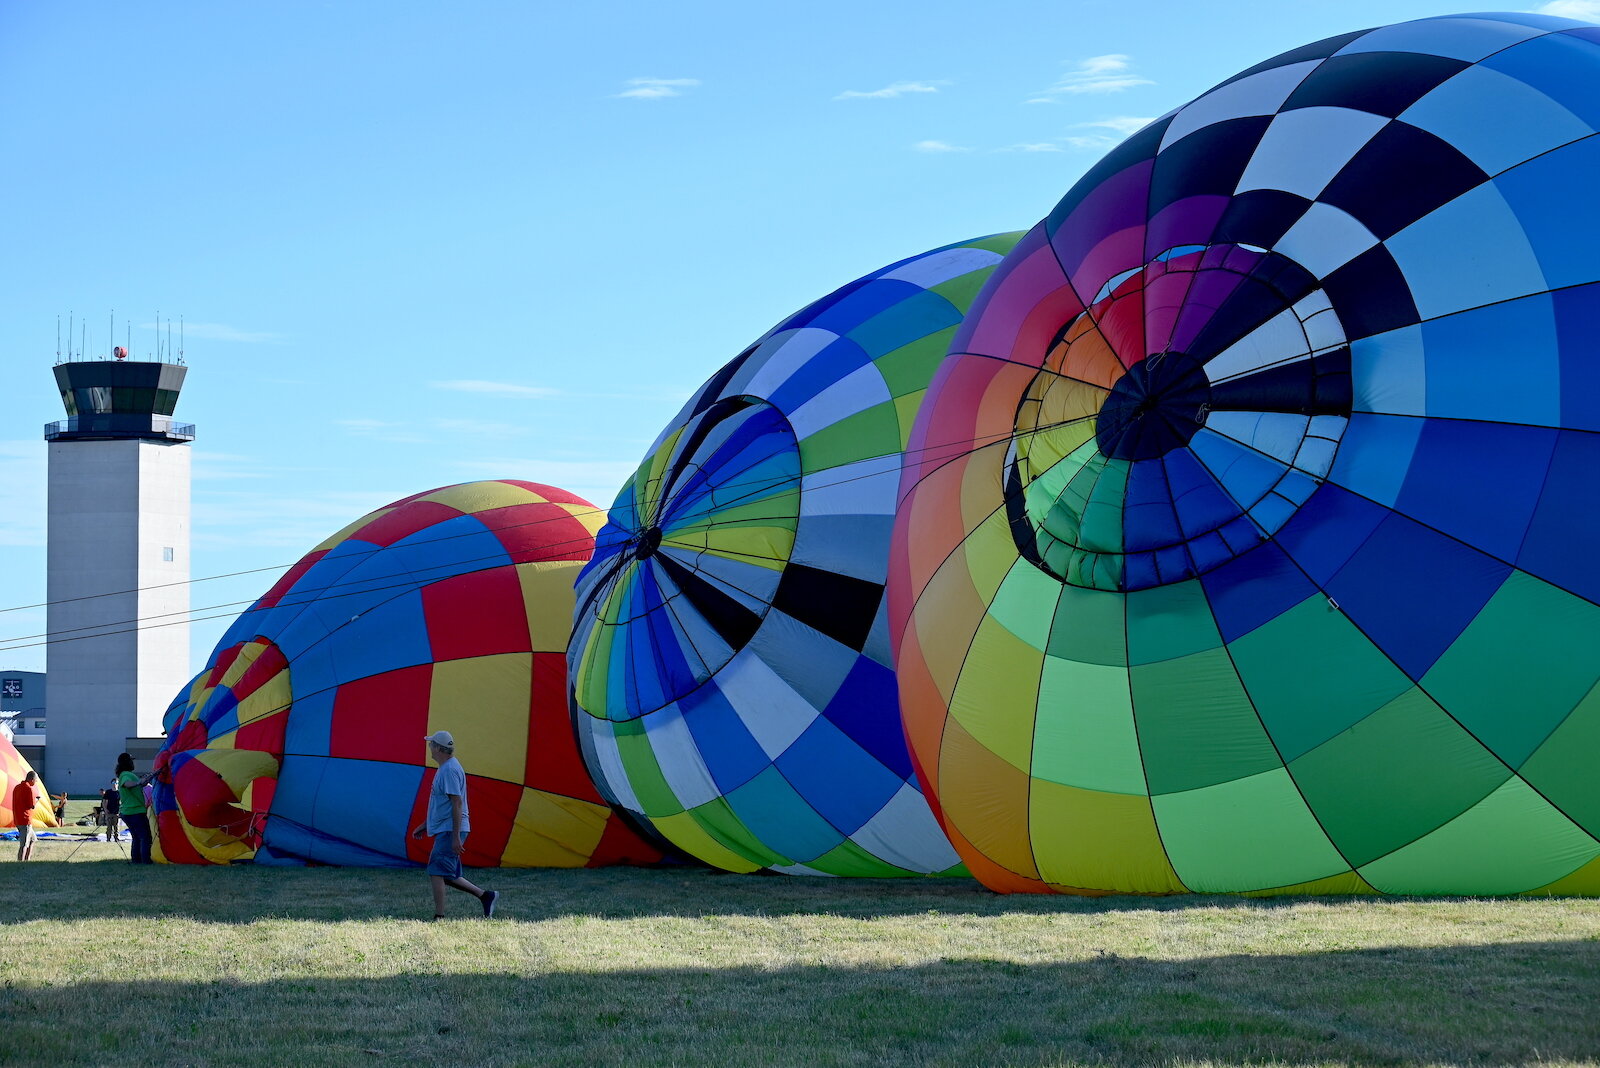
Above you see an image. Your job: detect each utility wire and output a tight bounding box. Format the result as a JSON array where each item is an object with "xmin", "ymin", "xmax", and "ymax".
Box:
[
  {"xmin": 161, "ymin": 420, "xmax": 1094, "ymax": 804},
  {"xmin": 0, "ymin": 528, "xmax": 606, "ymax": 647},
  {"xmin": 0, "ymin": 413, "xmax": 1097, "ymax": 654},
  {"xmin": 0, "ymin": 412, "xmax": 1097, "ymax": 618}
]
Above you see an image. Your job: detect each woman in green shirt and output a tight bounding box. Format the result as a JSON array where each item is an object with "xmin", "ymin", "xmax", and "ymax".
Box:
[{"xmin": 115, "ymin": 753, "xmax": 152, "ymax": 864}]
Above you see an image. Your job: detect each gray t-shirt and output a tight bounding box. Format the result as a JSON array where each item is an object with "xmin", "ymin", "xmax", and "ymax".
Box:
[{"xmin": 426, "ymin": 757, "xmax": 471, "ymax": 835}]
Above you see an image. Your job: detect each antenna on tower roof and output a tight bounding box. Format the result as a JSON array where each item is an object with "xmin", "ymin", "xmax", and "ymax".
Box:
[
  {"xmin": 56, "ymin": 316, "xmax": 61, "ymax": 363},
  {"xmin": 179, "ymin": 315, "xmax": 185, "ymax": 364},
  {"xmin": 68, "ymin": 312, "xmax": 75, "ymax": 361}
]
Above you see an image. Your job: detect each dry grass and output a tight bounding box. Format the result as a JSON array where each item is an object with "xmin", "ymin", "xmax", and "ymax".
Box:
[{"xmin": 2, "ymin": 840, "xmax": 1598, "ymax": 1067}]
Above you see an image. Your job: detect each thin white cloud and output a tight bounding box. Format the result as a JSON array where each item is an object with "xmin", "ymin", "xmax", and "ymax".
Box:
[
  {"xmin": 335, "ymin": 418, "xmax": 428, "ymax": 444},
  {"xmin": 1032, "ymin": 54, "xmax": 1153, "ymax": 101},
  {"xmin": 570, "ymin": 384, "xmax": 695, "ymax": 403},
  {"xmin": 835, "ymin": 80, "xmax": 943, "ymax": 101},
  {"xmin": 1000, "ymin": 142, "xmax": 1064, "ymax": 153},
  {"xmin": 191, "ymin": 452, "xmax": 331, "ymax": 488},
  {"xmin": 430, "ymin": 380, "xmax": 559, "ymax": 398},
  {"xmin": 1069, "ymin": 76, "xmax": 1151, "ymax": 94},
  {"xmin": 1536, "ymin": 0, "xmax": 1600, "ymax": 18},
  {"xmin": 913, "ymin": 140, "xmax": 970, "ymax": 153},
  {"xmin": 1062, "ymin": 115, "xmax": 1158, "ymax": 151},
  {"xmin": 193, "ymin": 487, "xmax": 417, "ymax": 550},
  {"xmin": 140, "ymin": 321, "xmax": 278, "ymax": 343},
  {"xmin": 430, "ymin": 418, "xmax": 529, "ymax": 440},
  {"xmin": 614, "ymin": 77, "xmax": 700, "ymax": 100},
  {"xmin": 338, "ymin": 416, "xmax": 530, "ymax": 443},
  {"xmin": 1081, "ymin": 115, "xmax": 1155, "ymax": 136},
  {"xmin": 191, "ymin": 450, "xmax": 273, "ymax": 481}
]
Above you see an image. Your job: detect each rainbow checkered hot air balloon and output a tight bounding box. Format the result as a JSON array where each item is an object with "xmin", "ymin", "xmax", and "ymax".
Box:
[
  {"xmin": 154, "ymin": 480, "xmax": 662, "ymax": 868},
  {"xmin": 891, "ymin": 13, "xmax": 1600, "ymax": 896}
]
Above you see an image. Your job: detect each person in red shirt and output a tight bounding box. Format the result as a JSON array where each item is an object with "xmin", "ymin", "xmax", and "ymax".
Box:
[{"xmin": 11, "ymin": 770, "xmax": 40, "ymax": 861}]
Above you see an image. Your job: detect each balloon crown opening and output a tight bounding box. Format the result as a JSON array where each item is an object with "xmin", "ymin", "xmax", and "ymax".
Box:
[
  {"xmin": 1095, "ymin": 351, "xmax": 1212, "ymax": 461},
  {"xmin": 635, "ymin": 526, "xmax": 664, "ymax": 560}
]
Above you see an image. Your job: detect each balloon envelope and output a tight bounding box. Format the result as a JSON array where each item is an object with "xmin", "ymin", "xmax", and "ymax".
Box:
[
  {"xmin": 1, "ymin": 735, "xmax": 55, "ymax": 829},
  {"xmin": 155, "ymin": 480, "xmax": 662, "ymax": 868},
  {"xmin": 892, "ymin": 14, "xmax": 1600, "ymax": 896},
  {"xmin": 570, "ymin": 234, "xmax": 1021, "ymax": 875}
]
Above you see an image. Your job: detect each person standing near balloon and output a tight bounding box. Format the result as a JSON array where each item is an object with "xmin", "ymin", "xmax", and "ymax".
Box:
[
  {"xmin": 10, "ymin": 770, "xmax": 41, "ymax": 861},
  {"xmin": 410, "ymin": 731, "xmax": 498, "ymax": 920},
  {"xmin": 115, "ymin": 753, "xmax": 153, "ymax": 864},
  {"xmin": 100, "ymin": 780, "xmax": 120, "ymax": 842}
]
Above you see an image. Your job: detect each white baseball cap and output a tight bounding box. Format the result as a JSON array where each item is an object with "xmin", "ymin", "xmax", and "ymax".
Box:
[{"xmin": 423, "ymin": 730, "xmax": 455, "ymax": 749}]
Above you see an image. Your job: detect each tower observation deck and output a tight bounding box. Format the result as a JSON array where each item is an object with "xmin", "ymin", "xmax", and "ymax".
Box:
[{"xmin": 45, "ymin": 359, "xmax": 195, "ymax": 443}]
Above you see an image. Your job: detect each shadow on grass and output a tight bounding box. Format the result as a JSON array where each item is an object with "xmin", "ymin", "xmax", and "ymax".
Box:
[
  {"xmin": 0, "ymin": 852, "xmax": 1507, "ymax": 925},
  {"xmin": 1, "ymin": 940, "xmax": 1596, "ymax": 1067}
]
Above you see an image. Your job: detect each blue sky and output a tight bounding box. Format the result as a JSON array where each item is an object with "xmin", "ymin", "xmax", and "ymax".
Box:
[{"xmin": 2, "ymin": 0, "xmax": 1595, "ymax": 673}]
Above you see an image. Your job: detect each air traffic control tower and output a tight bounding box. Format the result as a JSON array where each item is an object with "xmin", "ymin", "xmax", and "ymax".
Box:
[{"xmin": 45, "ymin": 355, "xmax": 193, "ymax": 792}]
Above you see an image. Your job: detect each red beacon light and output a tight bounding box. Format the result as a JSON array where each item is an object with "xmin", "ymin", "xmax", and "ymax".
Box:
[{"xmin": 113, "ymin": 346, "xmax": 128, "ymax": 360}]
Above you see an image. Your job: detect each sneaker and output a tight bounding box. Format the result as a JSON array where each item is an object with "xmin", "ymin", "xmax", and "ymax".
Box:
[{"xmin": 480, "ymin": 889, "xmax": 499, "ymax": 918}]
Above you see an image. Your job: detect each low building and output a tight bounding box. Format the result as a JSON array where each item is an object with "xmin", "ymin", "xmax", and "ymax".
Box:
[{"xmin": 1, "ymin": 668, "xmax": 48, "ymax": 776}]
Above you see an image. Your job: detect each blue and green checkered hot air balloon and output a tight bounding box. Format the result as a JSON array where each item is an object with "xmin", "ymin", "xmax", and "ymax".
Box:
[{"xmin": 568, "ymin": 234, "xmax": 1021, "ymax": 876}]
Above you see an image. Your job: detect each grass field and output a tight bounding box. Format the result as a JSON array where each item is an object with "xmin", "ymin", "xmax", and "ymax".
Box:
[{"xmin": 2, "ymin": 839, "xmax": 1598, "ymax": 1067}]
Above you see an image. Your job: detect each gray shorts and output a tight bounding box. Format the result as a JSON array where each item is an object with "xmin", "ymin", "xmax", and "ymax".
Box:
[
  {"xmin": 17, "ymin": 823, "xmax": 34, "ymax": 850},
  {"xmin": 426, "ymin": 834, "xmax": 467, "ymax": 879}
]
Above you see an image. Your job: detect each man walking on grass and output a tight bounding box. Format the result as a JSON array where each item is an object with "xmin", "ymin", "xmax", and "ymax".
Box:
[{"xmin": 410, "ymin": 731, "xmax": 498, "ymax": 920}]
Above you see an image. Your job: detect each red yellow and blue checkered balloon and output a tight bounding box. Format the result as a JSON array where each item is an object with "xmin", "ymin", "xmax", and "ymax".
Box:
[{"xmin": 153, "ymin": 480, "xmax": 662, "ymax": 868}]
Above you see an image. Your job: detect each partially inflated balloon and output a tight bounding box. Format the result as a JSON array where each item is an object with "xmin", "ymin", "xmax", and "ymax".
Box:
[
  {"xmin": 570, "ymin": 234, "xmax": 1021, "ymax": 875},
  {"xmin": 892, "ymin": 14, "xmax": 1600, "ymax": 896},
  {"xmin": 154, "ymin": 480, "xmax": 662, "ymax": 868},
  {"xmin": 1, "ymin": 735, "xmax": 55, "ymax": 829}
]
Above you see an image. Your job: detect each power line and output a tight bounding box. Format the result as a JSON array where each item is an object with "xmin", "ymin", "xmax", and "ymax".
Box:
[
  {"xmin": 0, "ymin": 412, "xmax": 1094, "ymax": 622},
  {"xmin": 0, "ymin": 414, "xmax": 1095, "ymax": 655},
  {"xmin": 154, "ymin": 428, "xmax": 1058, "ymax": 787},
  {"xmin": 0, "ymin": 528, "xmax": 604, "ymax": 649},
  {"xmin": 152, "ymin": 415, "xmax": 1098, "ymax": 819}
]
